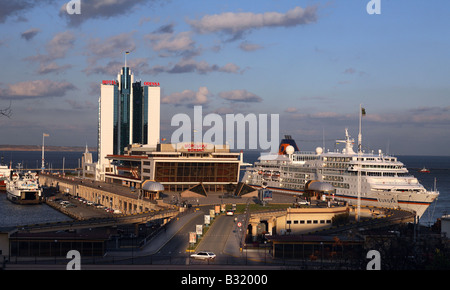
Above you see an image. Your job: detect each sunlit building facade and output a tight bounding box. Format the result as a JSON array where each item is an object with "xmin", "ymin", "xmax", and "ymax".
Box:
[
  {"xmin": 105, "ymin": 142, "xmax": 241, "ymax": 193},
  {"xmin": 97, "ymin": 66, "xmax": 160, "ymax": 180}
]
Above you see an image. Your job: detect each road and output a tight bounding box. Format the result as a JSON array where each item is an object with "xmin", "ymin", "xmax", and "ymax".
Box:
[
  {"xmin": 196, "ymin": 214, "xmax": 235, "ymax": 254},
  {"xmin": 149, "ymin": 206, "xmax": 246, "ymax": 265},
  {"xmin": 155, "ymin": 210, "xmax": 205, "ymax": 256}
]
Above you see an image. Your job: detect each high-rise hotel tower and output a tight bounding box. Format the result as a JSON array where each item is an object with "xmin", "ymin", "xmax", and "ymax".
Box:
[{"xmin": 97, "ymin": 66, "xmax": 160, "ymax": 180}]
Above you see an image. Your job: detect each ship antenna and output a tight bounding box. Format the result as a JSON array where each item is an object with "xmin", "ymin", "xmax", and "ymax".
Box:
[{"xmin": 322, "ymin": 128, "xmax": 325, "ymax": 152}]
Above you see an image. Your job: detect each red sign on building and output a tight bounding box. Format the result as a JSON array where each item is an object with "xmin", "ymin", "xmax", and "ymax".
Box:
[
  {"xmin": 144, "ymin": 82, "xmax": 160, "ymax": 87},
  {"xmin": 102, "ymin": 80, "xmax": 116, "ymax": 85}
]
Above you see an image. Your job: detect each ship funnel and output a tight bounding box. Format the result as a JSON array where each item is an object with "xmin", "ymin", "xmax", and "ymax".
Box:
[{"xmin": 278, "ymin": 135, "xmax": 299, "ymax": 155}]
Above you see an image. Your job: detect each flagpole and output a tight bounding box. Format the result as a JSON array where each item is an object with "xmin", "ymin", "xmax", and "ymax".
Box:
[
  {"xmin": 41, "ymin": 133, "xmax": 49, "ymax": 172},
  {"xmin": 358, "ymin": 104, "xmax": 362, "ymax": 153},
  {"xmin": 41, "ymin": 133, "xmax": 44, "ymax": 171},
  {"xmin": 125, "ymin": 51, "xmax": 130, "ymax": 68},
  {"xmin": 357, "ymin": 105, "xmax": 363, "ymax": 222}
]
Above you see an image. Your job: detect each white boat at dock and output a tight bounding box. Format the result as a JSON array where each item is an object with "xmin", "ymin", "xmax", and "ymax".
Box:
[{"xmin": 6, "ymin": 171, "xmax": 43, "ymax": 204}]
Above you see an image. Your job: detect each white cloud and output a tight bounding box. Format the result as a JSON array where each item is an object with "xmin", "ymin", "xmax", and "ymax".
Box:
[
  {"xmin": 284, "ymin": 107, "xmax": 450, "ymax": 126},
  {"xmin": 219, "ymin": 89, "xmax": 262, "ymax": 102},
  {"xmin": 38, "ymin": 62, "xmax": 72, "ymax": 75},
  {"xmin": 59, "ymin": 0, "xmax": 162, "ymax": 27},
  {"xmin": 23, "ymin": 31, "xmax": 75, "ymax": 74},
  {"xmin": 83, "ymin": 58, "xmax": 149, "ymax": 76},
  {"xmin": 86, "ymin": 32, "xmax": 136, "ymax": 63},
  {"xmin": 0, "ymin": 80, "xmax": 76, "ymax": 100},
  {"xmin": 146, "ymin": 31, "xmax": 195, "ymax": 53},
  {"xmin": 285, "ymin": 107, "xmax": 299, "ymax": 113},
  {"xmin": 0, "ymin": 0, "xmax": 56, "ymax": 23},
  {"xmin": 162, "ymin": 87, "xmax": 210, "ymax": 107},
  {"xmin": 153, "ymin": 59, "xmax": 242, "ymax": 75},
  {"xmin": 188, "ymin": 5, "xmax": 318, "ymax": 39},
  {"xmin": 239, "ymin": 42, "xmax": 263, "ymax": 52}
]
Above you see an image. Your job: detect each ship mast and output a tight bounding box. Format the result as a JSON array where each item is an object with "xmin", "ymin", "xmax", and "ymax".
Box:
[{"xmin": 358, "ymin": 104, "xmax": 363, "ymax": 153}]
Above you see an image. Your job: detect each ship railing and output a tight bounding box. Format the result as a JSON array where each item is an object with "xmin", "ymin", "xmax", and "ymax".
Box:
[{"xmin": 293, "ymin": 151, "xmax": 317, "ymax": 155}]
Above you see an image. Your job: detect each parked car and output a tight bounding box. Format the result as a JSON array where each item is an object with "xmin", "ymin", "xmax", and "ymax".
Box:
[
  {"xmin": 226, "ymin": 210, "xmax": 234, "ymax": 216},
  {"xmin": 190, "ymin": 252, "xmax": 216, "ymax": 260},
  {"xmin": 297, "ymin": 199, "xmax": 310, "ymax": 205}
]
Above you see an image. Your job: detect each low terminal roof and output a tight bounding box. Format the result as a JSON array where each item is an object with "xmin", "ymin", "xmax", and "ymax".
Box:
[
  {"xmin": 142, "ymin": 180, "xmax": 165, "ymax": 192},
  {"xmin": 308, "ymin": 181, "xmax": 334, "ymax": 192}
]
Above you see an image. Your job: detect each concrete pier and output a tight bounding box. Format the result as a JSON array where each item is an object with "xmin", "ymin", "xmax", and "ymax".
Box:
[{"xmin": 39, "ymin": 173, "xmax": 174, "ymax": 216}]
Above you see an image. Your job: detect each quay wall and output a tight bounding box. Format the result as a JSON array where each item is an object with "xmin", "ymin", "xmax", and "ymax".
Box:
[{"xmin": 39, "ymin": 174, "xmax": 171, "ymax": 215}]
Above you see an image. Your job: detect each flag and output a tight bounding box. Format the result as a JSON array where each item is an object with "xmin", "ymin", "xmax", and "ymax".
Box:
[
  {"xmin": 126, "ymin": 51, "xmax": 130, "ymax": 54},
  {"xmin": 43, "ymin": 133, "xmax": 49, "ymax": 137},
  {"xmin": 361, "ymin": 107, "xmax": 366, "ymax": 116}
]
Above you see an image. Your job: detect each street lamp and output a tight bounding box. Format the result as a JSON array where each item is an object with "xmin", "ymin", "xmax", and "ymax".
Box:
[{"xmin": 41, "ymin": 133, "xmax": 49, "ymax": 172}]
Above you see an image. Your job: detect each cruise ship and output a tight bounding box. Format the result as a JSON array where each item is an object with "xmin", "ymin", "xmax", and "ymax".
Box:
[
  {"xmin": 6, "ymin": 171, "xmax": 43, "ymax": 204},
  {"xmin": 242, "ymin": 129, "xmax": 439, "ymax": 218}
]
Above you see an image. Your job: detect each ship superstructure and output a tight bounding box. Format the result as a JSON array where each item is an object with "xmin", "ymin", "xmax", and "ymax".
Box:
[{"xmin": 243, "ymin": 129, "xmax": 439, "ymax": 218}]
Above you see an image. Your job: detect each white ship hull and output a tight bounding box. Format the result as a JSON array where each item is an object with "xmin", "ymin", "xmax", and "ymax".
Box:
[
  {"xmin": 7, "ymin": 188, "xmax": 43, "ymax": 204},
  {"xmin": 247, "ymin": 182, "xmax": 436, "ymax": 218}
]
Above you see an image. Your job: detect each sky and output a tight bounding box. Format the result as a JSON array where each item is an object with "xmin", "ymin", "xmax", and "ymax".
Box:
[{"xmin": 0, "ymin": 0, "xmax": 449, "ymax": 156}]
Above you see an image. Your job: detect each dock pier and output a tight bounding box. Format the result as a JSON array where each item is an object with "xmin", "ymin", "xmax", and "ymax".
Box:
[{"xmin": 39, "ymin": 173, "xmax": 174, "ymax": 216}]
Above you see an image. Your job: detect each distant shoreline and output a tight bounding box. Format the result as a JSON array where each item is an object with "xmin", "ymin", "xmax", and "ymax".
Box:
[{"xmin": 0, "ymin": 145, "xmax": 97, "ymax": 152}]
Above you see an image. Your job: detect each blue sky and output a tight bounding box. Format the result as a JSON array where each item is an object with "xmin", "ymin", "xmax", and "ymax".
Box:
[{"xmin": 0, "ymin": 0, "xmax": 449, "ymax": 155}]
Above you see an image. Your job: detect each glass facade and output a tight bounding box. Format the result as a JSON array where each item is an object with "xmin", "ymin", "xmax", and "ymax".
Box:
[
  {"xmin": 113, "ymin": 86, "xmax": 119, "ymax": 155},
  {"xmin": 112, "ymin": 67, "xmax": 149, "ymax": 155},
  {"xmin": 132, "ymin": 82, "xmax": 148, "ymax": 144},
  {"xmin": 155, "ymin": 161, "xmax": 238, "ymax": 183}
]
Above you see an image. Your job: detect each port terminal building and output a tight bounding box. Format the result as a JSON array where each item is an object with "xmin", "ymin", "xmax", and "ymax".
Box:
[{"xmin": 102, "ymin": 142, "xmax": 242, "ymax": 193}]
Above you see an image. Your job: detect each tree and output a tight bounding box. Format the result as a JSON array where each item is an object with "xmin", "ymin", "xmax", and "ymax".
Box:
[{"xmin": 1, "ymin": 101, "xmax": 12, "ymax": 118}]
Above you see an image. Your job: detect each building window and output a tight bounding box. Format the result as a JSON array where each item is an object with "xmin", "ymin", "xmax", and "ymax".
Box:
[{"xmin": 154, "ymin": 161, "xmax": 238, "ymax": 183}]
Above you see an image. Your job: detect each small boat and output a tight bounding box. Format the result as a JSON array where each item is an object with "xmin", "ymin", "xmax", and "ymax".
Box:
[{"xmin": 419, "ymin": 167, "xmax": 430, "ymax": 173}]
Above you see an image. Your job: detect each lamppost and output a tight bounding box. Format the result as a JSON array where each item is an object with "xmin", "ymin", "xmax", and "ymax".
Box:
[
  {"xmin": 41, "ymin": 133, "xmax": 49, "ymax": 172},
  {"xmin": 264, "ymin": 240, "xmax": 267, "ymax": 264}
]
